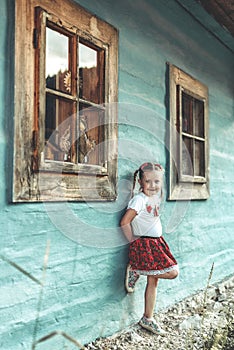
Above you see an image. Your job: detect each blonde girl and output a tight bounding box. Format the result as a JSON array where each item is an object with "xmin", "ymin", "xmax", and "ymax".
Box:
[{"xmin": 120, "ymin": 162, "xmax": 179, "ymax": 334}]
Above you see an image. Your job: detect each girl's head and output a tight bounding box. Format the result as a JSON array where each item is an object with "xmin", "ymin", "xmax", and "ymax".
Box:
[{"xmin": 133, "ymin": 162, "xmax": 164, "ymax": 197}]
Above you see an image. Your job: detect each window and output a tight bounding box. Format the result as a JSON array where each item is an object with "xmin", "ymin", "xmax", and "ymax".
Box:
[
  {"xmin": 168, "ymin": 64, "xmax": 209, "ymax": 200},
  {"xmin": 13, "ymin": 0, "xmax": 118, "ymax": 202}
]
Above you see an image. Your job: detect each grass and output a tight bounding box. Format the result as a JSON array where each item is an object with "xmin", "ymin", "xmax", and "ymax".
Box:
[{"xmin": 185, "ymin": 263, "xmax": 234, "ymax": 350}]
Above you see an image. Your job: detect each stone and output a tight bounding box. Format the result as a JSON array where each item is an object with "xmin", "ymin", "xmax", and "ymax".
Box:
[
  {"xmin": 179, "ymin": 314, "xmax": 202, "ymax": 330},
  {"xmin": 84, "ymin": 275, "xmax": 234, "ymax": 350}
]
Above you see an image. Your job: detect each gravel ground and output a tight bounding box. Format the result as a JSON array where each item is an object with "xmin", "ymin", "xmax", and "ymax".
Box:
[{"xmin": 84, "ymin": 275, "xmax": 234, "ymax": 350}]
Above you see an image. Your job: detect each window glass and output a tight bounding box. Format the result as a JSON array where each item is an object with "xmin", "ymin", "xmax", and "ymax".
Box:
[
  {"xmin": 79, "ymin": 104, "xmax": 105, "ymax": 165},
  {"xmin": 46, "ymin": 27, "xmax": 71, "ymax": 94},
  {"xmin": 44, "ymin": 29, "xmax": 106, "ymax": 166},
  {"xmin": 194, "ymin": 140, "xmax": 205, "ymax": 177},
  {"xmin": 194, "ymin": 99, "xmax": 204, "ymax": 138},
  {"xmin": 181, "ymin": 91, "xmax": 205, "ymax": 179},
  {"xmin": 182, "ymin": 136, "xmax": 193, "ymax": 176},
  {"xmin": 79, "ymin": 43, "xmax": 104, "ymax": 104},
  {"xmin": 45, "ymin": 95, "xmax": 76, "ymax": 161},
  {"xmin": 182, "ymin": 92, "xmax": 193, "ymax": 134}
]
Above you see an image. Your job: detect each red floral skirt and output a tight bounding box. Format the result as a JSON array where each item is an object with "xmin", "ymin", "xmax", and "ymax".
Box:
[{"xmin": 129, "ymin": 236, "xmax": 178, "ymax": 276}]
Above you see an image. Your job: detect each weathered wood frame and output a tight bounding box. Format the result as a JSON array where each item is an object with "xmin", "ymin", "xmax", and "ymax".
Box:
[
  {"xmin": 168, "ymin": 64, "xmax": 209, "ymax": 200},
  {"xmin": 13, "ymin": 0, "xmax": 118, "ymax": 202}
]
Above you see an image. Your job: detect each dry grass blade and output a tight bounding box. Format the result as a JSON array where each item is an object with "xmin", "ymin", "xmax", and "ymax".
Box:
[
  {"xmin": 32, "ymin": 330, "xmax": 85, "ymax": 349},
  {"xmin": 201, "ymin": 262, "xmax": 215, "ymax": 322},
  {"xmin": 0, "ymin": 254, "xmax": 42, "ymax": 286},
  {"xmin": 32, "ymin": 240, "xmax": 51, "ymax": 349}
]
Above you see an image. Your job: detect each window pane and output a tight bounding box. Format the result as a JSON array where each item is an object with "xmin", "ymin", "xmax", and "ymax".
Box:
[
  {"xmin": 79, "ymin": 104, "xmax": 105, "ymax": 165},
  {"xmin": 45, "ymin": 94, "xmax": 76, "ymax": 162},
  {"xmin": 46, "ymin": 27, "xmax": 71, "ymax": 94},
  {"xmin": 79, "ymin": 43, "xmax": 104, "ymax": 104},
  {"xmin": 182, "ymin": 92, "xmax": 193, "ymax": 134},
  {"xmin": 182, "ymin": 136, "xmax": 193, "ymax": 176},
  {"xmin": 195, "ymin": 140, "xmax": 205, "ymax": 177},
  {"xmin": 194, "ymin": 99, "xmax": 204, "ymax": 138}
]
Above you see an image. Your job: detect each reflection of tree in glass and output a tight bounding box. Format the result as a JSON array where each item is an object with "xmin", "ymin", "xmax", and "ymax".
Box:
[{"xmin": 46, "ymin": 69, "xmax": 71, "ymax": 94}]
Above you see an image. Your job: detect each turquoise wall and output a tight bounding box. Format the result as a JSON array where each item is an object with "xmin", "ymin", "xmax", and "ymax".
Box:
[{"xmin": 1, "ymin": 0, "xmax": 234, "ymax": 349}]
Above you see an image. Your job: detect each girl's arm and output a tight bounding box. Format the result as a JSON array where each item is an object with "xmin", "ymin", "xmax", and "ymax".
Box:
[{"xmin": 120, "ymin": 208, "xmax": 137, "ymax": 243}]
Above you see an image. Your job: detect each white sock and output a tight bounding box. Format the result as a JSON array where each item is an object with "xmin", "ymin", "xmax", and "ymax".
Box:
[{"xmin": 144, "ymin": 316, "xmax": 154, "ymax": 321}]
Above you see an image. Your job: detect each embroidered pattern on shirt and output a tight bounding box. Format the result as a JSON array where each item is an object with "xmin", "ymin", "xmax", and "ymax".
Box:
[{"xmin": 146, "ymin": 204, "xmax": 159, "ymax": 217}]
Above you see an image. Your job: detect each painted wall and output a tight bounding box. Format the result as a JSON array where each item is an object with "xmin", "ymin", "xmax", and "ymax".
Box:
[{"xmin": 0, "ymin": 0, "xmax": 234, "ymax": 349}]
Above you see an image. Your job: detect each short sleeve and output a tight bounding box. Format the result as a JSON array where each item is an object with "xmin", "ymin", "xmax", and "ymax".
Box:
[{"xmin": 127, "ymin": 194, "xmax": 145, "ymax": 214}]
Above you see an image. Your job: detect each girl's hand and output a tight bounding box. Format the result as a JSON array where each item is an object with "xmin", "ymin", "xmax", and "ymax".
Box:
[{"xmin": 120, "ymin": 208, "xmax": 137, "ymax": 242}]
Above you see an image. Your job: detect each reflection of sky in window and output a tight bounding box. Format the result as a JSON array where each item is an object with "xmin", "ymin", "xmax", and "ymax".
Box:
[
  {"xmin": 46, "ymin": 27, "xmax": 68, "ymax": 77},
  {"xmin": 79, "ymin": 43, "xmax": 97, "ymax": 68},
  {"xmin": 46, "ymin": 27, "xmax": 97, "ymax": 77}
]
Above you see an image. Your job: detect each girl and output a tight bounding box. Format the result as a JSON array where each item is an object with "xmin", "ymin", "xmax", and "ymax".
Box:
[{"xmin": 120, "ymin": 162, "xmax": 179, "ymax": 335}]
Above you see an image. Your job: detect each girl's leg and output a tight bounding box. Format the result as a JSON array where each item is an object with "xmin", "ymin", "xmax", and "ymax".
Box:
[
  {"xmin": 144, "ymin": 275, "xmax": 158, "ymax": 319},
  {"xmin": 140, "ymin": 275, "xmax": 167, "ymax": 335},
  {"xmin": 144, "ymin": 269, "xmax": 178, "ymax": 318},
  {"xmin": 157, "ymin": 269, "xmax": 178, "ymax": 280}
]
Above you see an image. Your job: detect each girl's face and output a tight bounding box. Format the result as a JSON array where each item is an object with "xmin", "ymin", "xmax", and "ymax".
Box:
[{"xmin": 139, "ymin": 170, "xmax": 162, "ymax": 197}]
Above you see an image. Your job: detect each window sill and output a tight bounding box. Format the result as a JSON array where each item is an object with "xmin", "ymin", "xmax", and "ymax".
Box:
[
  {"xmin": 40, "ymin": 158, "xmax": 108, "ymax": 175},
  {"xmin": 179, "ymin": 175, "xmax": 207, "ymax": 184},
  {"xmin": 168, "ymin": 181, "xmax": 210, "ymax": 201}
]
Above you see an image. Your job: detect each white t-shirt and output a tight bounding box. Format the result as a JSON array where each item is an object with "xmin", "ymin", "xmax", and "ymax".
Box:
[{"xmin": 127, "ymin": 192, "xmax": 162, "ymax": 237}]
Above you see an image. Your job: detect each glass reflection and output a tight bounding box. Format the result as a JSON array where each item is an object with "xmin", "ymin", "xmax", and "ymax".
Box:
[
  {"xmin": 79, "ymin": 43, "xmax": 103, "ymax": 104},
  {"xmin": 195, "ymin": 140, "xmax": 205, "ymax": 177},
  {"xmin": 182, "ymin": 136, "xmax": 194, "ymax": 176},
  {"xmin": 194, "ymin": 99, "xmax": 204, "ymax": 138},
  {"xmin": 79, "ymin": 104, "xmax": 104, "ymax": 165},
  {"xmin": 182, "ymin": 92, "xmax": 193, "ymax": 134},
  {"xmin": 45, "ymin": 94, "xmax": 75, "ymax": 161},
  {"xmin": 79, "ymin": 43, "xmax": 97, "ymax": 69},
  {"xmin": 46, "ymin": 27, "xmax": 70, "ymax": 93}
]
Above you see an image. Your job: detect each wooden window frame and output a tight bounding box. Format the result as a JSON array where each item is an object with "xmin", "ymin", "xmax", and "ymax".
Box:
[
  {"xmin": 168, "ymin": 64, "xmax": 209, "ymax": 200},
  {"xmin": 13, "ymin": 0, "xmax": 118, "ymax": 202}
]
